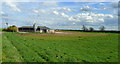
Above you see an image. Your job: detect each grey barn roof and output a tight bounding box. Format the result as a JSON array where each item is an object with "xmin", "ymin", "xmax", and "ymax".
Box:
[
  {"xmin": 19, "ymin": 26, "xmax": 33, "ymax": 28},
  {"xmin": 37, "ymin": 26, "xmax": 50, "ymax": 29},
  {"xmin": 19, "ymin": 26, "xmax": 50, "ymax": 29}
]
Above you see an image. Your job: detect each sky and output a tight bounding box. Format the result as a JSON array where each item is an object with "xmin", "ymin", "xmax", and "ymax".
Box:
[{"xmin": 0, "ymin": 0, "xmax": 119, "ymax": 30}]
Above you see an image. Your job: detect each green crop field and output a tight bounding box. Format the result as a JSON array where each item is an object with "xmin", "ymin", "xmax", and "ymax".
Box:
[{"xmin": 2, "ymin": 31, "xmax": 119, "ymax": 62}]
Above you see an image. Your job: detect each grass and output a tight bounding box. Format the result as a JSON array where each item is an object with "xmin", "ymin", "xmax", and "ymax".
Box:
[
  {"xmin": 0, "ymin": 34, "xmax": 1, "ymax": 63},
  {"xmin": 0, "ymin": 29, "xmax": 2, "ymax": 63},
  {"xmin": 2, "ymin": 31, "xmax": 119, "ymax": 62},
  {"xmin": 0, "ymin": 28, "xmax": 2, "ymax": 63}
]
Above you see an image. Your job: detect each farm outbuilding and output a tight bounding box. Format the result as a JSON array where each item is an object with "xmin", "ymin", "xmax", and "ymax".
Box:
[{"xmin": 18, "ymin": 24, "xmax": 55, "ymax": 33}]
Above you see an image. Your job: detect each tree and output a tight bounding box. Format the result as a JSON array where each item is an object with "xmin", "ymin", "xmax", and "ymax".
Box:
[
  {"xmin": 4, "ymin": 25, "xmax": 18, "ymax": 32},
  {"xmin": 82, "ymin": 25, "xmax": 88, "ymax": 31},
  {"xmin": 89, "ymin": 27, "xmax": 94, "ymax": 32},
  {"xmin": 99, "ymin": 26, "xmax": 106, "ymax": 31}
]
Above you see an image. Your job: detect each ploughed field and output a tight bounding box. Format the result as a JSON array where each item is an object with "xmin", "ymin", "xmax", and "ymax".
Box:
[{"xmin": 2, "ymin": 31, "xmax": 118, "ymax": 62}]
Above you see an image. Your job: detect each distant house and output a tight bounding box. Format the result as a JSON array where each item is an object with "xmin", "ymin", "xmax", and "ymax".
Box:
[{"xmin": 18, "ymin": 23, "xmax": 55, "ymax": 33}]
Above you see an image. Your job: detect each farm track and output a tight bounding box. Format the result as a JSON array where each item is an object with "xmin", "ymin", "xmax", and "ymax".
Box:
[
  {"xmin": 0, "ymin": 32, "xmax": 3, "ymax": 34},
  {"xmin": 18, "ymin": 31, "xmax": 107, "ymax": 36}
]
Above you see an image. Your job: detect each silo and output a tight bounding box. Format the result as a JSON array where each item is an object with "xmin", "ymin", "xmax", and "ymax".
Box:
[{"xmin": 33, "ymin": 23, "xmax": 37, "ymax": 32}]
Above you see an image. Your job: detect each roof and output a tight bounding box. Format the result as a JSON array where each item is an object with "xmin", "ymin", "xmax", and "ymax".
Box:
[
  {"xmin": 38, "ymin": 26, "xmax": 50, "ymax": 29},
  {"xmin": 19, "ymin": 26, "xmax": 50, "ymax": 29},
  {"xmin": 19, "ymin": 26, "xmax": 33, "ymax": 28}
]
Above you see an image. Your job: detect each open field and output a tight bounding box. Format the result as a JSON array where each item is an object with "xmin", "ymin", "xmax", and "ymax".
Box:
[
  {"xmin": 0, "ymin": 32, "xmax": 2, "ymax": 63},
  {"xmin": 2, "ymin": 31, "xmax": 118, "ymax": 62}
]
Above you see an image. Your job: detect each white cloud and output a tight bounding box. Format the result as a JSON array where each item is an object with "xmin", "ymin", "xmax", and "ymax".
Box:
[
  {"xmin": 52, "ymin": 8, "xmax": 116, "ymax": 23},
  {"xmin": 60, "ymin": 12, "xmax": 69, "ymax": 18},
  {"xmin": 98, "ymin": 18, "xmax": 104, "ymax": 22},
  {"xmin": 77, "ymin": 13, "xmax": 115, "ymax": 22},
  {"xmin": 80, "ymin": 6, "xmax": 93, "ymax": 12},
  {"xmin": 0, "ymin": 11, "xmax": 5, "ymax": 15},
  {"xmin": 62, "ymin": 8, "xmax": 73, "ymax": 12},
  {"xmin": 72, "ymin": 22, "xmax": 76, "ymax": 24},
  {"xmin": 33, "ymin": 10, "xmax": 39, "ymax": 13},
  {"xmin": 52, "ymin": 7, "xmax": 74, "ymax": 13},
  {"xmin": 42, "ymin": 1, "xmax": 58, "ymax": 6},
  {"xmin": 53, "ymin": 11, "xmax": 59, "ymax": 15},
  {"xmin": 60, "ymin": 12, "xmax": 116, "ymax": 23},
  {"xmin": 68, "ymin": 16, "xmax": 80, "ymax": 21},
  {"xmin": 99, "ymin": 3, "xmax": 105, "ymax": 5},
  {"xmin": 5, "ymin": 2, "xmax": 21, "ymax": 12},
  {"xmin": 33, "ymin": 9, "xmax": 46, "ymax": 13}
]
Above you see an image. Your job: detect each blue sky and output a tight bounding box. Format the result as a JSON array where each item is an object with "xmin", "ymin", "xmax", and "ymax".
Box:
[{"xmin": 0, "ymin": 0, "xmax": 119, "ymax": 30}]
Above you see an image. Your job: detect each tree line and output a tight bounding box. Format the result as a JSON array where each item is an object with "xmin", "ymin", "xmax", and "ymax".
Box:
[{"xmin": 82, "ymin": 25, "xmax": 106, "ymax": 32}]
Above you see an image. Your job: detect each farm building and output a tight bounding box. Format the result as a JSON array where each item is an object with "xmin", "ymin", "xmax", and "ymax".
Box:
[{"xmin": 18, "ymin": 23, "xmax": 55, "ymax": 33}]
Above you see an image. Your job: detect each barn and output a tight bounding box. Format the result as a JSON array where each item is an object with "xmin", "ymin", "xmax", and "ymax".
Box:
[{"xmin": 18, "ymin": 23, "xmax": 55, "ymax": 33}]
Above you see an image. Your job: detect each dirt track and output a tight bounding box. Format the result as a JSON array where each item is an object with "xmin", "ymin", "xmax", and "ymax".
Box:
[
  {"xmin": 0, "ymin": 32, "xmax": 3, "ymax": 34},
  {"xmin": 17, "ymin": 31, "xmax": 107, "ymax": 36}
]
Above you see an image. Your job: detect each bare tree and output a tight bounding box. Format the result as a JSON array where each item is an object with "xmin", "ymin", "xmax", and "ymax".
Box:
[
  {"xmin": 82, "ymin": 25, "xmax": 88, "ymax": 31},
  {"xmin": 99, "ymin": 26, "xmax": 106, "ymax": 31},
  {"xmin": 89, "ymin": 27, "xmax": 94, "ymax": 32}
]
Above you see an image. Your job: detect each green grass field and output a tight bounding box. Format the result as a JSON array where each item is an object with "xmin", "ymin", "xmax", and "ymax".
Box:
[
  {"xmin": 2, "ymin": 31, "xmax": 118, "ymax": 62},
  {"xmin": 0, "ymin": 29, "xmax": 2, "ymax": 63},
  {"xmin": 0, "ymin": 34, "xmax": 2, "ymax": 63}
]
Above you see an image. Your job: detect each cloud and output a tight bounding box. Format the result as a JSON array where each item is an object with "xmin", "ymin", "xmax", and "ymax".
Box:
[
  {"xmin": 3, "ymin": 0, "xmax": 38, "ymax": 2},
  {"xmin": 72, "ymin": 13, "xmax": 115, "ymax": 23},
  {"xmin": 52, "ymin": 7, "xmax": 116, "ymax": 24},
  {"xmin": 0, "ymin": 11, "xmax": 5, "ymax": 15},
  {"xmin": 5, "ymin": 2, "xmax": 21, "ymax": 12},
  {"xmin": 109, "ymin": 2, "xmax": 118, "ymax": 8},
  {"xmin": 42, "ymin": 1, "xmax": 58, "ymax": 6},
  {"xmin": 33, "ymin": 9, "xmax": 46, "ymax": 14},
  {"xmin": 72, "ymin": 22, "xmax": 76, "ymax": 24},
  {"xmin": 68, "ymin": 16, "xmax": 80, "ymax": 22},
  {"xmin": 53, "ymin": 11, "xmax": 69, "ymax": 18},
  {"xmin": 52, "ymin": 7, "xmax": 74, "ymax": 12},
  {"xmin": 80, "ymin": 6, "xmax": 93, "ymax": 12},
  {"xmin": 99, "ymin": 2, "xmax": 118, "ymax": 10},
  {"xmin": 56, "ymin": 12, "xmax": 116, "ymax": 24},
  {"xmin": 2, "ymin": 0, "xmax": 119, "ymax": 2},
  {"xmin": 53, "ymin": 11, "xmax": 59, "ymax": 15},
  {"xmin": 60, "ymin": 12, "xmax": 69, "ymax": 18},
  {"xmin": 62, "ymin": 8, "xmax": 73, "ymax": 12}
]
